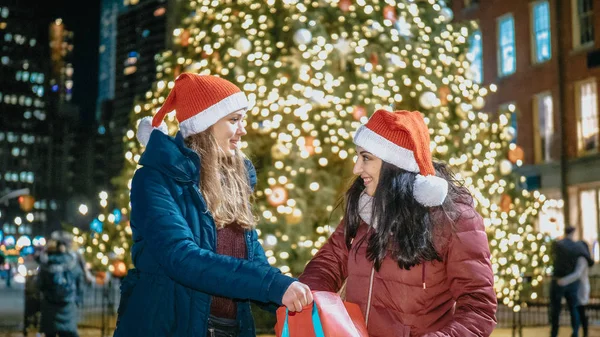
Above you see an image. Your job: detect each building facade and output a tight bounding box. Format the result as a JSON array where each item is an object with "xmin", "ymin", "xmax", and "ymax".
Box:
[
  {"xmin": 453, "ymin": 0, "xmax": 600, "ymax": 257},
  {"xmin": 107, "ymin": 0, "xmax": 170, "ymax": 186},
  {"xmin": 0, "ymin": 0, "xmax": 54, "ymax": 244}
]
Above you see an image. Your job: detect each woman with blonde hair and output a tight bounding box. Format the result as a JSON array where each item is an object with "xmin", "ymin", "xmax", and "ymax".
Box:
[{"xmin": 114, "ymin": 74, "xmax": 312, "ymax": 337}]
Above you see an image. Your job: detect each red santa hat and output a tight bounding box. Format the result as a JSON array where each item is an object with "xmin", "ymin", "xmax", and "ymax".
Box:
[
  {"xmin": 353, "ymin": 109, "xmax": 448, "ymax": 207},
  {"xmin": 136, "ymin": 73, "xmax": 249, "ymax": 146}
]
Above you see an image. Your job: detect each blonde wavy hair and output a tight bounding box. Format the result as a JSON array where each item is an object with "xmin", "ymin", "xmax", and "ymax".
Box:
[{"xmin": 185, "ymin": 128, "xmax": 256, "ymax": 229}]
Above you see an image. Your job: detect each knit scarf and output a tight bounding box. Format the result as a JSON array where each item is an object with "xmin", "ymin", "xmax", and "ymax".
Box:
[{"xmin": 358, "ymin": 192, "xmax": 377, "ymax": 228}]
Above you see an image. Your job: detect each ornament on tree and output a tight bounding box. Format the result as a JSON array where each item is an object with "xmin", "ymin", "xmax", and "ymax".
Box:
[
  {"xmin": 419, "ymin": 91, "xmax": 439, "ymax": 109},
  {"xmin": 271, "ymin": 144, "xmax": 288, "ymax": 160},
  {"xmin": 268, "ymin": 186, "xmax": 288, "ymax": 207},
  {"xmin": 383, "ymin": 5, "xmax": 397, "ymax": 22},
  {"xmin": 503, "ymin": 126, "xmax": 517, "ymax": 141},
  {"xmin": 439, "ymin": 7, "xmax": 454, "ymax": 23},
  {"xmin": 508, "ymin": 145, "xmax": 525, "ymax": 164},
  {"xmin": 456, "ymin": 102, "xmax": 472, "ymax": 118},
  {"xmin": 304, "ymin": 136, "xmax": 316, "ymax": 155},
  {"xmin": 339, "ymin": 0, "xmax": 351, "ymax": 12},
  {"xmin": 234, "ymin": 37, "xmax": 252, "ymax": 54},
  {"xmin": 388, "ymin": 54, "xmax": 404, "ymax": 68},
  {"xmin": 264, "ymin": 234, "xmax": 278, "ymax": 249},
  {"xmin": 472, "ymin": 96, "xmax": 486, "ymax": 110},
  {"xmin": 353, "ymin": 105, "xmax": 367, "ymax": 120},
  {"xmin": 293, "ymin": 29, "xmax": 313, "ymax": 46},
  {"xmin": 286, "ymin": 209, "xmax": 303, "ymax": 225},
  {"xmin": 396, "ymin": 16, "xmax": 413, "ymax": 37},
  {"xmin": 370, "ymin": 52, "xmax": 379, "ymax": 66},
  {"xmin": 499, "ymin": 159, "xmax": 513, "ymax": 175},
  {"xmin": 180, "ymin": 29, "xmax": 190, "ymax": 47},
  {"xmin": 500, "ymin": 194, "xmax": 512, "ymax": 213},
  {"xmin": 112, "ymin": 260, "xmax": 127, "ymax": 278},
  {"xmin": 438, "ymin": 86, "xmax": 451, "ymax": 105}
]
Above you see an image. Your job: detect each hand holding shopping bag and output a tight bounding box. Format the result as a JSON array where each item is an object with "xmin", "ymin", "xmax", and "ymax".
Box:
[{"xmin": 275, "ymin": 291, "xmax": 369, "ymax": 337}]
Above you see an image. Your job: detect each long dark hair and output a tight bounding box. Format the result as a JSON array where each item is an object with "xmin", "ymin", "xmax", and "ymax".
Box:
[{"xmin": 344, "ymin": 161, "xmax": 473, "ymax": 271}]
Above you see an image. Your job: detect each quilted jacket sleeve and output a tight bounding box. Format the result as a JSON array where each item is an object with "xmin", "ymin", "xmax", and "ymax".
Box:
[
  {"xmin": 423, "ymin": 206, "xmax": 497, "ymax": 337},
  {"xmin": 131, "ymin": 167, "xmax": 294, "ymax": 305},
  {"xmin": 298, "ymin": 220, "xmax": 349, "ymax": 292}
]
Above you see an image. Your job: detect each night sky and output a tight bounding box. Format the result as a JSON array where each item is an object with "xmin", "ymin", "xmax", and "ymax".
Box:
[{"xmin": 41, "ymin": 0, "xmax": 102, "ymax": 123}]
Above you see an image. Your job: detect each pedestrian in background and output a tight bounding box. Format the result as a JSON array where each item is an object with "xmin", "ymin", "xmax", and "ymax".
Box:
[
  {"xmin": 550, "ymin": 226, "xmax": 594, "ymax": 337},
  {"xmin": 38, "ymin": 238, "xmax": 84, "ymax": 337},
  {"xmin": 557, "ymin": 237, "xmax": 593, "ymax": 337}
]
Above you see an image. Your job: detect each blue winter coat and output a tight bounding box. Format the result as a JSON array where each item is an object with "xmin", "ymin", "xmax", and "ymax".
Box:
[{"xmin": 113, "ymin": 131, "xmax": 294, "ymax": 337}]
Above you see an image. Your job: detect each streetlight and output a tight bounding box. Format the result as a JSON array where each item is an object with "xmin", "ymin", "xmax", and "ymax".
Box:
[{"xmin": 78, "ymin": 204, "xmax": 88, "ymax": 216}]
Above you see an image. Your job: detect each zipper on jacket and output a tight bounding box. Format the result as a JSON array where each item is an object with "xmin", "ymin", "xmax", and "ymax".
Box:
[
  {"xmin": 365, "ymin": 266, "xmax": 375, "ymax": 327},
  {"xmin": 422, "ymin": 263, "xmax": 426, "ymax": 289}
]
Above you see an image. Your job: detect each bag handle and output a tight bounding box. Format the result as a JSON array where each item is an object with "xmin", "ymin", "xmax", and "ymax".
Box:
[{"xmin": 281, "ymin": 302, "xmax": 325, "ymax": 337}]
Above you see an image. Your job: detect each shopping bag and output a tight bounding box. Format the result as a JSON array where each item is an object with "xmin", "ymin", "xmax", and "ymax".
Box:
[{"xmin": 275, "ymin": 291, "xmax": 369, "ymax": 337}]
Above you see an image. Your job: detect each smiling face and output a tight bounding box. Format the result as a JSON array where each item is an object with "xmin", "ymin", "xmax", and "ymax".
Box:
[
  {"xmin": 211, "ymin": 110, "xmax": 247, "ymax": 156},
  {"xmin": 353, "ymin": 146, "xmax": 383, "ymax": 196}
]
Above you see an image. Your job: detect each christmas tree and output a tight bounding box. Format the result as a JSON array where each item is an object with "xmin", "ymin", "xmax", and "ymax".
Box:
[{"xmin": 83, "ymin": 0, "xmax": 553, "ymax": 312}]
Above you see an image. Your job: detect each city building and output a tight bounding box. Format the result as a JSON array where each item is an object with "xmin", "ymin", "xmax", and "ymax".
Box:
[
  {"xmin": 453, "ymin": 0, "xmax": 600, "ymax": 257},
  {"xmin": 106, "ymin": 0, "xmax": 171, "ymax": 186},
  {"xmin": 0, "ymin": 0, "xmax": 54, "ymax": 243}
]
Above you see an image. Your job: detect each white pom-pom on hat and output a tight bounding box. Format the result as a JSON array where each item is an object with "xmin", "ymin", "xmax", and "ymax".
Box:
[
  {"xmin": 136, "ymin": 116, "xmax": 168, "ymax": 146},
  {"xmin": 414, "ymin": 174, "xmax": 449, "ymax": 207}
]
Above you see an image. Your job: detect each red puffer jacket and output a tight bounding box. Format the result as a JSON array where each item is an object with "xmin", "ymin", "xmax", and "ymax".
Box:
[{"xmin": 299, "ymin": 204, "xmax": 497, "ymax": 337}]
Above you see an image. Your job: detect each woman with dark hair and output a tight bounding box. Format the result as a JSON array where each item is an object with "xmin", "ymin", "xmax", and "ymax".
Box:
[
  {"xmin": 114, "ymin": 74, "xmax": 312, "ymax": 337},
  {"xmin": 299, "ymin": 109, "xmax": 497, "ymax": 337}
]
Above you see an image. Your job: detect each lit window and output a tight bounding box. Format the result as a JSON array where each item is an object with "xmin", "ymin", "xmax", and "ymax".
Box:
[
  {"xmin": 37, "ymin": 73, "xmax": 44, "ymax": 84},
  {"xmin": 577, "ymin": 79, "xmax": 599, "ymax": 153},
  {"xmin": 11, "ymin": 147, "xmax": 19, "ymax": 156},
  {"xmin": 498, "ymin": 14, "xmax": 516, "ymax": 76},
  {"xmin": 154, "ymin": 7, "xmax": 166, "ymax": 16},
  {"xmin": 534, "ymin": 92, "xmax": 554, "ymax": 163},
  {"xmin": 1, "ymin": 7, "xmax": 8, "ymax": 18},
  {"xmin": 532, "ymin": 1, "xmax": 551, "ymax": 63},
  {"xmin": 572, "ymin": 0, "xmax": 594, "ymax": 48},
  {"xmin": 4, "ymin": 33, "xmax": 11, "ymax": 42},
  {"xmin": 1, "ymin": 56, "xmax": 8, "ymax": 65},
  {"xmin": 15, "ymin": 71, "xmax": 21, "ymax": 81},
  {"xmin": 580, "ymin": 189, "xmax": 599, "ymax": 260},
  {"xmin": 467, "ymin": 30, "xmax": 483, "ymax": 83},
  {"xmin": 27, "ymin": 172, "xmax": 34, "ymax": 183},
  {"xmin": 29, "ymin": 39, "xmax": 36, "ymax": 47},
  {"xmin": 22, "ymin": 71, "xmax": 29, "ymax": 82}
]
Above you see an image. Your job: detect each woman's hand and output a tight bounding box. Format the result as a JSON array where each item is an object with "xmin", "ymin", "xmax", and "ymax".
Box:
[{"xmin": 282, "ymin": 281, "xmax": 313, "ymax": 312}]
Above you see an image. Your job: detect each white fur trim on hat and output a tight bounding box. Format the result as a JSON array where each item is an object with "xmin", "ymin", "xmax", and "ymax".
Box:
[
  {"xmin": 414, "ymin": 174, "xmax": 448, "ymax": 207},
  {"xmin": 353, "ymin": 125, "xmax": 420, "ymax": 173},
  {"xmin": 179, "ymin": 91, "xmax": 248, "ymax": 138},
  {"xmin": 136, "ymin": 116, "xmax": 168, "ymax": 146}
]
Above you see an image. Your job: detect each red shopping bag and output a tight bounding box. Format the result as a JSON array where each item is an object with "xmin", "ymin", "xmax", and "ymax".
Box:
[{"xmin": 274, "ymin": 291, "xmax": 369, "ymax": 337}]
